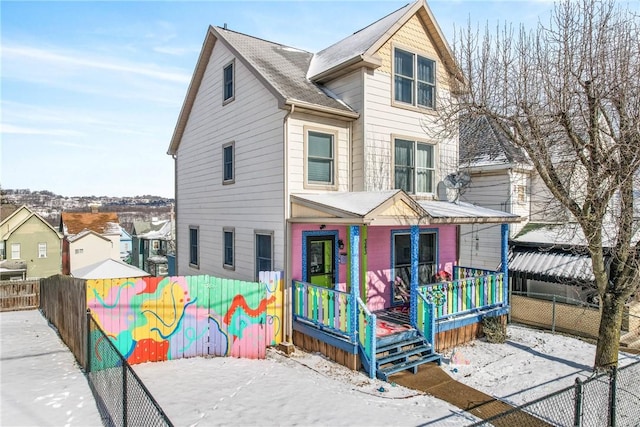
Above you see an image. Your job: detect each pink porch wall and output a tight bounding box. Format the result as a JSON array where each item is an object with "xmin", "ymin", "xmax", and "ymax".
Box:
[{"xmin": 291, "ymin": 223, "xmax": 458, "ymax": 311}]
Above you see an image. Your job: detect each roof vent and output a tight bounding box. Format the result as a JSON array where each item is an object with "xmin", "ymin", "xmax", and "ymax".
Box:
[{"xmin": 223, "ymin": 23, "xmax": 228, "ymax": 30}]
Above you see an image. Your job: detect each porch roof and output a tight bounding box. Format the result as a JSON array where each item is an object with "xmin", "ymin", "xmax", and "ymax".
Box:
[{"xmin": 290, "ymin": 191, "xmax": 520, "ymax": 225}]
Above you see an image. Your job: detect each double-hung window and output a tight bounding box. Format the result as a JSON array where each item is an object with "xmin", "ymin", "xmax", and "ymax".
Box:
[
  {"xmin": 189, "ymin": 226, "xmax": 199, "ymax": 267},
  {"xmin": 38, "ymin": 243, "xmax": 47, "ymax": 258},
  {"xmin": 11, "ymin": 243, "xmax": 20, "ymax": 260},
  {"xmin": 223, "ymin": 61, "xmax": 234, "ymax": 103},
  {"xmin": 394, "ymin": 48, "xmax": 435, "ymax": 109},
  {"xmin": 223, "ymin": 228, "xmax": 234, "ymax": 269},
  {"xmin": 223, "ymin": 142, "xmax": 234, "ymax": 183},
  {"xmin": 394, "ymin": 138, "xmax": 435, "ymax": 194},
  {"xmin": 306, "ymin": 130, "xmax": 335, "ymax": 187},
  {"xmin": 255, "ymin": 232, "xmax": 273, "ymax": 279}
]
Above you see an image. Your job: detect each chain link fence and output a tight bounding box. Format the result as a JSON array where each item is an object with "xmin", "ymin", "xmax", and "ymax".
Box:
[
  {"xmin": 467, "ymin": 360, "xmax": 640, "ymax": 427},
  {"xmin": 87, "ymin": 311, "xmax": 173, "ymax": 427}
]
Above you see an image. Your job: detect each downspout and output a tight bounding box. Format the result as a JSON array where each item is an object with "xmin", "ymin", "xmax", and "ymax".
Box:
[
  {"xmin": 283, "ymin": 104, "xmax": 294, "ymax": 343},
  {"xmin": 172, "ymin": 154, "xmax": 178, "ymax": 276}
]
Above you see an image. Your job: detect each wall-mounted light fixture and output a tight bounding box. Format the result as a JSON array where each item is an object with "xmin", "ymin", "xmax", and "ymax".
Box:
[
  {"xmin": 319, "ymin": 224, "xmax": 326, "ymax": 230},
  {"xmin": 338, "ymin": 239, "xmax": 344, "ymax": 250}
]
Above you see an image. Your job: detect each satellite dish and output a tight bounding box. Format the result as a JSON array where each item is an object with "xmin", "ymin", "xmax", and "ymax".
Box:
[{"xmin": 441, "ymin": 172, "xmax": 471, "ymax": 203}]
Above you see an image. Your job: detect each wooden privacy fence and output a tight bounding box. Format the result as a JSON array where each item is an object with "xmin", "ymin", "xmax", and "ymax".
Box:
[
  {"xmin": 40, "ymin": 275, "xmax": 88, "ymax": 368},
  {"xmin": 0, "ymin": 280, "xmax": 40, "ymax": 311},
  {"xmin": 87, "ymin": 272, "xmax": 284, "ymax": 365}
]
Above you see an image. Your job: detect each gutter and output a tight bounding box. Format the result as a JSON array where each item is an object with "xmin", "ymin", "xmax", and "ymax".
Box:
[{"xmin": 283, "ymin": 100, "xmax": 359, "ymax": 120}]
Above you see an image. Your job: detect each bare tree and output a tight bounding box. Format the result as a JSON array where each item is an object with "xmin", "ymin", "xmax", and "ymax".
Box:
[{"xmin": 448, "ymin": 0, "xmax": 640, "ymax": 370}]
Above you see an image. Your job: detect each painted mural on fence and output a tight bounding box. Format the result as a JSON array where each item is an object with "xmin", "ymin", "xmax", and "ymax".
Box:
[{"xmin": 87, "ymin": 272, "xmax": 283, "ymax": 365}]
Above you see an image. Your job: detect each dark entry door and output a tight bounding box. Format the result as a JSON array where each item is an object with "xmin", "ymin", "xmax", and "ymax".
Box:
[{"xmin": 305, "ymin": 235, "xmax": 336, "ymax": 288}]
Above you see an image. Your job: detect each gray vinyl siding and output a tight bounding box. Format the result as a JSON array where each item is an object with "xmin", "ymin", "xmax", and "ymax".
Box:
[
  {"xmin": 459, "ymin": 223, "xmax": 503, "ymax": 271},
  {"xmin": 175, "ymin": 41, "xmax": 286, "ymax": 280}
]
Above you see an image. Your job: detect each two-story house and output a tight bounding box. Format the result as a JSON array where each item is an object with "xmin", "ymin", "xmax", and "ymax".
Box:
[
  {"xmin": 59, "ymin": 209, "xmax": 121, "ymax": 274},
  {"xmin": 130, "ymin": 218, "xmax": 173, "ymax": 276},
  {"xmin": 0, "ymin": 205, "xmax": 62, "ymax": 280},
  {"xmin": 168, "ymin": 0, "xmax": 520, "ymax": 379}
]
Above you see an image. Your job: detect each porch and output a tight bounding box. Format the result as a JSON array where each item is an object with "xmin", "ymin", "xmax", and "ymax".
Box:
[
  {"xmin": 292, "ymin": 265, "xmax": 509, "ymax": 380},
  {"xmin": 288, "ymin": 190, "xmax": 518, "ymax": 380}
]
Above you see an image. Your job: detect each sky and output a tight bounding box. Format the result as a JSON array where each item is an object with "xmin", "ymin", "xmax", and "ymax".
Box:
[
  {"xmin": 0, "ymin": 0, "xmax": 571, "ymax": 198},
  {"xmin": 3, "ymin": 309, "xmax": 639, "ymax": 426}
]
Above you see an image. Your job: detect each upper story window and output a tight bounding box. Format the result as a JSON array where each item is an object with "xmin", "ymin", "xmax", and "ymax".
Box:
[
  {"xmin": 306, "ymin": 129, "xmax": 336, "ymax": 188},
  {"xmin": 223, "ymin": 142, "xmax": 234, "ymax": 184},
  {"xmin": 11, "ymin": 243, "xmax": 20, "ymax": 260},
  {"xmin": 38, "ymin": 243, "xmax": 47, "ymax": 258},
  {"xmin": 189, "ymin": 226, "xmax": 199, "ymax": 268},
  {"xmin": 223, "ymin": 228, "xmax": 235, "ymax": 270},
  {"xmin": 223, "ymin": 61, "xmax": 235, "ymax": 103},
  {"xmin": 394, "ymin": 138, "xmax": 435, "ymax": 194},
  {"xmin": 394, "ymin": 48, "xmax": 435, "ymax": 109}
]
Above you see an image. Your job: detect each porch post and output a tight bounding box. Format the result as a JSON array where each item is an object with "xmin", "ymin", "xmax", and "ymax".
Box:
[
  {"xmin": 410, "ymin": 225, "xmax": 419, "ymax": 326},
  {"xmin": 501, "ymin": 223, "xmax": 509, "ymax": 304},
  {"xmin": 349, "ymin": 225, "xmax": 360, "ymax": 342}
]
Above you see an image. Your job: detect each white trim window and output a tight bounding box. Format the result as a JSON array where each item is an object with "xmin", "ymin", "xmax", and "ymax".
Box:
[
  {"xmin": 306, "ymin": 130, "xmax": 335, "ymax": 187},
  {"xmin": 255, "ymin": 232, "xmax": 273, "ymax": 279},
  {"xmin": 394, "ymin": 138, "xmax": 435, "ymax": 194},
  {"xmin": 394, "ymin": 48, "xmax": 436, "ymax": 109},
  {"xmin": 189, "ymin": 226, "xmax": 199, "ymax": 268},
  {"xmin": 223, "ymin": 228, "xmax": 235, "ymax": 270},
  {"xmin": 223, "ymin": 142, "xmax": 235, "ymax": 183},
  {"xmin": 38, "ymin": 242, "xmax": 47, "ymax": 258},
  {"xmin": 11, "ymin": 243, "xmax": 21, "ymax": 260},
  {"xmin": 223, "ymin": 61, "xmax": 235, "ymax": 103}
]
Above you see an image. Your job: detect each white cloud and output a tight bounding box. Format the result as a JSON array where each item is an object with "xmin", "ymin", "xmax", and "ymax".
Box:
[
  {"xmin": 2, "ymin": 45, "xmax": 191, "ymax": 84},
  {"xmin": 0, "ymin": 124, "xmax": 84, "ymax": 137}
]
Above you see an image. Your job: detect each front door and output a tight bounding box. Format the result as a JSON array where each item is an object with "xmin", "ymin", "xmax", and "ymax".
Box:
[{"xmin": 305, "ymin": 235, "xmax": 336, "ymax": 288}]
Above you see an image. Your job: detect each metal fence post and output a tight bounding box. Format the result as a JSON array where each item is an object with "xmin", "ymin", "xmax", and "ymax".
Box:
[
  {"xmin": 574, "ymin": 377, "xmax": 583, "ymax": 427},
  {"xmin": 123, "ymin": 363, "xmax": 128, "ymax": 427},
  {"xmin": 552, "ymin": 295, "xmax": 557, "ymax": 333},
  {"xmin": 609, "ymin": 366, "xmax": 617, "ymax": 427}
]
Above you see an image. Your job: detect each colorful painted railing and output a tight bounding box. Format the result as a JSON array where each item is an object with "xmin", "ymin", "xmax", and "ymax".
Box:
[
  {"xmin": 453, "ymin": 266, "xmax": 499, "ymax": 280},
  {"xmin": 415, "ymin": 292, "xmax": 436, "ymax": 346},
  {"xmin": 418, "ymin": 273, "xmax": 505, "ymax": 320},
  {"xmin": 293, "ymin": 281, "xmax": 354, "ymax": 338},
  {"xmin": 356, "ymin": 296, "xmax": 376, "ymax": 378}
]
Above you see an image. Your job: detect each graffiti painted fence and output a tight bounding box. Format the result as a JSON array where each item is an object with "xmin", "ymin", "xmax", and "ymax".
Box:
[{"xmin": 87, "ymin": 272, "xmax": 283, "ymax": 365}]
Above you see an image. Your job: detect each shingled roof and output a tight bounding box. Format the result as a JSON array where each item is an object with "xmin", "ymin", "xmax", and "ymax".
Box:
[
  {"xmin": 60, "ymin": 212, "xmax": 120, "ymax": 236},
  {"xmin": 459, "ymin": 115, "xmax": 529, "ymax": 167}
]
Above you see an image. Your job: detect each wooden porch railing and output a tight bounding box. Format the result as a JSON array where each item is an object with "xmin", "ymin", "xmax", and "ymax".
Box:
[
  {"xmin": 356, "ymin": 296, "xmax": 376, "ymax": 379},
  {"xmin": 453, "ymin": 266, "xmax": 498, "ymax": 280},
  {"xmin": 418, "ymin": 272, "xmax": 505, "ymax": 320},
  {"xmin": 293, "ymin": 281, "xmax": 354, "ymax": 338},
  {"xmin": 415, "ymin": 292, "xmax": 436, "ymax": 346}
]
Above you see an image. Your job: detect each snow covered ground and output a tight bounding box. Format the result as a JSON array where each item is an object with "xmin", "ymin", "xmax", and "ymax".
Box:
[{"xmin": 2, "ymin": 310, "xmax": 639, "ymax": 426}]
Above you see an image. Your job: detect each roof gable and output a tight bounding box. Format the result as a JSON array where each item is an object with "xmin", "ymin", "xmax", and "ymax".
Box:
[
  {"xmin": 308, "ymin": 0, "xmax": 460, "ymax": 84},
  {"xmin": 1, "ymin": 205, "xmax": 61, "ymax": 240},
  {"xmin": 67, "ymin": 228, "xmax": 111, "ymax": 243},
  {"xmin": 60, "ymin": 212, "xmax": 120, "ymax": 236}
]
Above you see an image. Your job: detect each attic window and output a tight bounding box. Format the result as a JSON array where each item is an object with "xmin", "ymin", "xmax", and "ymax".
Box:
[
  {"xmin": 394, "ymin": 48, "xmax": 435, "ymax": 109},
  {"xmin": 223, "ymin": 61, "xmax": 235, "ymax": 103},
  {"xmin": 38, "ymin": 243, "xmax": 47, "ymax": 258}
]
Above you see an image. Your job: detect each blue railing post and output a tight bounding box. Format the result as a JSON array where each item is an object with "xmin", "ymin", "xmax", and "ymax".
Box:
[
  {"xmin": 410, "ymin": 225, "xmax": 419, "ymax": 326},
  {"xmin": 501, "ymin": 223, "xmax": 509, "ymax": 304},
  {"xmin": 349, "ymin": 225, "xmax": 360, "ymax": 343}
]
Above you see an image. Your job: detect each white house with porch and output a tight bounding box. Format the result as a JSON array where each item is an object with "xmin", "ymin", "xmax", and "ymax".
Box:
[{"xmin": 168, "ymin": 0, "xmax": 520, "ymax": 379}]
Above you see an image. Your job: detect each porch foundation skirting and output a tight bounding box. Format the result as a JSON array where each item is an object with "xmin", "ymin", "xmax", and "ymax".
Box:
[
  {"xmin": 434, "ymin": 314, "xmax": 507, "ymax": 352},
  {"xmin": 293, "ymin": 328, "xmax": 360, "ymax": 371}
]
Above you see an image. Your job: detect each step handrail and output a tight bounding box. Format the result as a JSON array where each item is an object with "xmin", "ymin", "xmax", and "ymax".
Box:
[{"xmin": 356, "ymin": 296, "xmax": 376, "ymax": 379}]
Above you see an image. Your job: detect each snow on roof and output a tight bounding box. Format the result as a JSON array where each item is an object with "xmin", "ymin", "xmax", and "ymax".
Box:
[
  {"xmin": 138, "ymin": 220, "xmax": 172, "ymax": 240},
  {"xmin": 509, "ymin": 250, "xmax": 594, "ymax": 282},
  {"xmin": 308, "ymin": 2, "xmax": 414, "ymax": 78},
  {"xmin": 419, "ymin": 200, "xmax": 519, "ymax": 221},
  {"xmin": 67, "ymin": 228, "xmax": 111, "ymax": 243},
  {"xmin": 71, "ymin": 258, "xmax": 150, "ymax": 280},
  {"xmin": 293, "ymin": 190, "xmax": 401, "ymax": 217}
]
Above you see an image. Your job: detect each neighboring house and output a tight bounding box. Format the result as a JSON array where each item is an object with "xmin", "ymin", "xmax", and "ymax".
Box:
[
  {"xmin": 71, "ymin": 258, "xmax": 150, "ymax": 280},
  {"xmin": 59, "ymin": 209, "xmax": 121, "ymax": 274},
  {"xmin": 0, "ymin": 205, "xmax": 62, "ymax": 279},
  {"xmin": 131, "ymin": 219, "xmax": 173, "ymax": 276},
  {"xmin": 458, "ymin": 116, "xmax": 633, "ymax": 305},
  {"xmin": 168, "ymin": 0, "xmax": 520, "ymax": 379},
  {"xmin": 65, "ymin": 229, "xmax": 115, "ymax": 274},
  {"xmin": 120, "ymin": 226, "xmax": 133, "ymax": 263}
]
